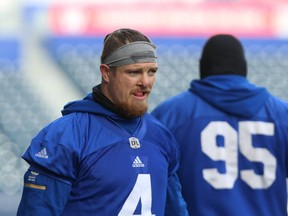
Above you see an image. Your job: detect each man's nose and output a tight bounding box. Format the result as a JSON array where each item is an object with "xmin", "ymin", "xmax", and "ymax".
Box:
[{"xmin": 138, "ymin": 73, "xmax": 150, "ymax": 86}]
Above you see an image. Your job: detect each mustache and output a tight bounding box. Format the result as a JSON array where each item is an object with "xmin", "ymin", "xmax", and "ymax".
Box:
[{"xmin": 133, "ymin": 86, "xmax": 151, "ymax": 93}]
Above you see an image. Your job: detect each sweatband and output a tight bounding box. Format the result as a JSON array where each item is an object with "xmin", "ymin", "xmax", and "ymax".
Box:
[{"xmin": 102, "ymin": 41, "xmax": 157, "ymax": 67}]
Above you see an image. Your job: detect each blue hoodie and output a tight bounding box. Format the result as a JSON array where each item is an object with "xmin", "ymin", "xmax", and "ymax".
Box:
[
  {"xmin": 190, "ymin": 75, "xmax": 269, "ymax": 118},
  {"xmin": 20, "ymin": 93, "xmax": 188, "ymax": 216},
  {"xmin": 152, "ymin": 75, "xmax": 271, "ymax": 130},
  {"xmin": 62, "ymin": 93, "xmax": 140, "ymax": 134},
  {"xmin": 151, "ymin": 75, "xmax": 288, "ymax": 216}
]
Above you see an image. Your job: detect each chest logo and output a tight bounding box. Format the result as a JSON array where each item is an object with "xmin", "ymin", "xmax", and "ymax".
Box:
[
  {"xmin": 129, "ymin": 137, "xmax": 141, "ymax": 149},
  {"xmin": 132, "ymin": 156, "xmax": 145, "ymax": 167}
]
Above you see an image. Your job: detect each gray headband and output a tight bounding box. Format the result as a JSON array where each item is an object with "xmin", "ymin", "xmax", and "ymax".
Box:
[{"xmin": 102, "ymin": 41, "xmax": 157, "ymax": 67}]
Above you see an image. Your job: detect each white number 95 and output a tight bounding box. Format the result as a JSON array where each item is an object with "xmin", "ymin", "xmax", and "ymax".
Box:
[{"xmin": 201, "ymin": 121, "xmax": 276, "ymax": 189}]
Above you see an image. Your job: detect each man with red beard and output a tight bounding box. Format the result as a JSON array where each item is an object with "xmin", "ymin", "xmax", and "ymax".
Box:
[{"xmin": 17, "ymin": 28, "xmax": 188, "ymax": 216}]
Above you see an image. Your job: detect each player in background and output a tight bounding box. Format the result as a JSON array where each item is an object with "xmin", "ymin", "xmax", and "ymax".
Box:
[
  {"xmin": 151, "ymin": 34, "xmax": 288, "ymax": 216},
  {"xmin": 17, "ymin": 28, "xmax": 188, "ymax": 216}
]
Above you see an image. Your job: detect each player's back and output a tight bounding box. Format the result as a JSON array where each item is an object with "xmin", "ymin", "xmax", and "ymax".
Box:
[{"xmin": 151, "ymin": 76, "xmax": 288, "ymax": 216}]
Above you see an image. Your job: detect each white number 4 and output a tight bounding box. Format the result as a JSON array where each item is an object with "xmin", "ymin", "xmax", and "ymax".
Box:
[
  {"xmin": 119, "ymin": 174, "xmax": 155, "ymax": 216},
  {"xmin": 201, "ymin": 121, "xmax": 276, "ymax": 189}
]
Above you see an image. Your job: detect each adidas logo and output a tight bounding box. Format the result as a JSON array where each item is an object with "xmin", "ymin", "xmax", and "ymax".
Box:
[
  {"xmin": 132, "ymin": 156, "xmax": 145, "ymax": 168},
  {"xmin": 35, "ymin": 147, "xmax": 49, "ymax": 159}
]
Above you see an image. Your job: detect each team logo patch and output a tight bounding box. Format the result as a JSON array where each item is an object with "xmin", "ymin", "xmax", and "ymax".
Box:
[{"xmin": 129, "ymin": 137, "xmax": 141, "ymax": 149}]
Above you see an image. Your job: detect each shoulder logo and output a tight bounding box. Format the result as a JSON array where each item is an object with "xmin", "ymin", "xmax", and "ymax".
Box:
[
  {"xmin": 35, "ymin": 147, "xmax": 49, "ymax": 159},
  {"xmin": 132, "ymin": 156, "xmax": 145, "ymax": 168}
]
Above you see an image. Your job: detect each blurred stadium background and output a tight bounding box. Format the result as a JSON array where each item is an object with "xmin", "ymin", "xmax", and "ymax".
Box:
[{"xmin": 0, "ymin": 0, "xmax": 288, "ymax": 215}]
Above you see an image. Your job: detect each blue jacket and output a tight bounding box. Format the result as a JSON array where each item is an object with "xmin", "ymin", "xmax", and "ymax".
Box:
[
  {"xmin": 18, "ymin": 93, "xmax": 188, "ymax": 216},
  {"xmin": 152, "ymin": 75, "xmax": 288, "ymax": 216}
]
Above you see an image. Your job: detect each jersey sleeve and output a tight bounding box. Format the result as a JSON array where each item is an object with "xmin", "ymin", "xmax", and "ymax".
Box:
[
  {"xmin": 165, "ymin": 173, "xmax": 189, "ymax": 216},
  {"xmin": 17, "ymin": 167, "xmax": 71, "ymax": 216},
  {"xmin": 21, "ymin": 114, "xmax": 83, "ymax": 183},
  {"xmin": 166, "ymin": 131, "xmax": 181, "ymax": 178},
  {"xmin": 149, "ymin": 113, "xmax": 181, "ymax": 178}
]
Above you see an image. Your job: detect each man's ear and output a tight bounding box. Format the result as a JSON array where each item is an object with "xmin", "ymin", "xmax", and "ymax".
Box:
[{"xmin": 100, "ymin": 64, "xmax": 110, "ymax": 82}]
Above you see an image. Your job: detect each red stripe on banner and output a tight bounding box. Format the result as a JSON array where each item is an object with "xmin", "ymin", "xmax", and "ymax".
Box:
[{"xmin": 48, "ymin": 2, "xmax": 288, "ymax": 37}]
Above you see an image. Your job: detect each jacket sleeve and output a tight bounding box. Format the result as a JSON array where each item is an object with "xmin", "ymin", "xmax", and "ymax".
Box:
[
  {"xmin": 165, "ymin": 173, "xmax": 189, "ymax": 216},
  {"xmin": 21, "ymin": 115, "xmax": 82, "ymax": 182},
  {"xmin": 17, "ymin": 167, "xmax": 72, "ymax": 216}
]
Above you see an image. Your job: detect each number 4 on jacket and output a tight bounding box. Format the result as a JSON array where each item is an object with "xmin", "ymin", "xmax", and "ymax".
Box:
[{"xmin": 118, "ymin": 174, "xmax": 156, "ymax": 216}]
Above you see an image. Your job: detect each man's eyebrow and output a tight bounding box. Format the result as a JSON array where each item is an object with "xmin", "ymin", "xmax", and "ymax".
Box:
[
  {"xmin": 127, "ymin": 66, "xmax": 157, "ymax": 71},
  {"xmin": 151, "ymin": 66, "xmax": 158, "ymax": 70}
]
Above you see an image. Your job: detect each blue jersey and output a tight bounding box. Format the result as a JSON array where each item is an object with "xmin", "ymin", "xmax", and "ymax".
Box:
[
  {"xmin": 151, "ymin": 75, "xmax": 288, "ymax": 216},
  {"xmin": 20, "ymin": 93, "xmax": 187, "ymax": 216}
]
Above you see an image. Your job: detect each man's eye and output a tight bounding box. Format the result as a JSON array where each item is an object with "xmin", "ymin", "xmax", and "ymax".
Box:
[{"xmin": 148, "ymin": 70, "xmax": 157, "ymax": 76}]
